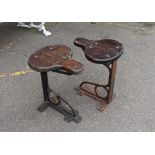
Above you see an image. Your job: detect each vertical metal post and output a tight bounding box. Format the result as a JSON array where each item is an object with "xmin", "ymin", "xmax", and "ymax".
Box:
[
  {"xmin": 107, "ymin": 61, "xmax": 117, "ymax": 103},
  {"xmin": 40, "ymin": 72, "xmax": 49, "ymax": 102}
]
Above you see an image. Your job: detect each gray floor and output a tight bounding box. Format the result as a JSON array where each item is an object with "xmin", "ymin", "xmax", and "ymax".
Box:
[{"xmin": 0, "ymin": 22, "xmax": 155, "ymax": 132}]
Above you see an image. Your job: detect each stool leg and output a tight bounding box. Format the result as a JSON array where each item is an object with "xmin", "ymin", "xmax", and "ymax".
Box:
[
  {"xmin": 37, "ymin": 72, "xmax": 82, "ymax": 123},
  {"xmin": 37, "ymin": 72, "xmax": 50, "ymax": 112},
  {"xmin": 107, "ymin": 61, "xmax": 117, "ymax": 103},
  {"xmin": 75, "ymin": 60, "xmax": 118, "ymax": 111},
  {"xmin": 41, "ymin": 72, "xmax": 49, "ymax": 102},
  {"xmin": 97, "ymin": 61, "xmax": 117, "ymax": 111}
]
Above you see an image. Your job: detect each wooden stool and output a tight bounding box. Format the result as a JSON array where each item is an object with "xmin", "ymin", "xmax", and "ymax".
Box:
[
  {"xmin": 28, "ymin": 45, "xmax": 84, "ymax": 123},
  {"xmin": 74, "ymin": 38, "xmax": 123, "ymax": 111}
]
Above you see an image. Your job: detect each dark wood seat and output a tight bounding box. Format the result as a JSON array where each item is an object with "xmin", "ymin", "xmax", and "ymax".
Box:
[
  {"xmin": 74, "ymin": 37, "xmax": 123, "ymax": 111},
  {"xmin": 28, "ymin": 45, "xmax": 83, "ymax": 74},
  {"xmin": 27, "ymin": 45, "xmax": 83, "ymax": 123},
  {"xmin": 74, "ymin": 38, "xmax": 123, "ymax": 64}
]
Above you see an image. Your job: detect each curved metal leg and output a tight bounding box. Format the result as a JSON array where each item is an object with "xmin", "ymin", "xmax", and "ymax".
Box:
[{"xmin": 75, "ymin": 61, "xmax": 117, "ymax": 111}]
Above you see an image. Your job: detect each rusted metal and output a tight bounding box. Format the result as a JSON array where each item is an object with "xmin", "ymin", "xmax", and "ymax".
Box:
[
  {"xmin": 74, "ymin": 38, "xmax": 123, "ymax": 111},
  {"xmin": 28, "ymin": 45, "xmax": 84, "ymax": 123}
]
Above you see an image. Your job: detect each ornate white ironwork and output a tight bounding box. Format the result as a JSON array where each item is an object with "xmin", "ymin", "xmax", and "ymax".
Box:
[{"xmin": 17, "ymin": 22, "xmax": 52, "ymax": 36}]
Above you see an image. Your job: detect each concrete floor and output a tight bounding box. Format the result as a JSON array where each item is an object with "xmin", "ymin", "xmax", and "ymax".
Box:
[{"xmin": 0, "ymin": 22, "xmax": 155, "ymax": 131}]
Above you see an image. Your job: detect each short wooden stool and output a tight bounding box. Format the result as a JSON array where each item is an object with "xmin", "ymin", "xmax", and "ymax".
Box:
[
  {"xmin": 28, "ymin": 45, "xmax": 83, "ymax": 123},
  {"xmin": 74, "ymin": 38, "xmax": 123, "ymax": 111}
]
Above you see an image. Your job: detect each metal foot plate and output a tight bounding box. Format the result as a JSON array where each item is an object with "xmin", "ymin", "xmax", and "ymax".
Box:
[
  {"xmin": 37, "ymin": 101, "xmax": 82, "ymax": 123},
  {"xmin": 64, "ymin": 110, "xmax": 82, "ymax": 123}
]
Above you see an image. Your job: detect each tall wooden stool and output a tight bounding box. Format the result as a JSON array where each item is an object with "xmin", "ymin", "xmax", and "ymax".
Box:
[
  {"xmin": 28, "ymin": 45, "xmax": 83, "ymax": 123},
  {"xmin": 74, "ymin": 38, "xmax": 123, "ymax": 111}
]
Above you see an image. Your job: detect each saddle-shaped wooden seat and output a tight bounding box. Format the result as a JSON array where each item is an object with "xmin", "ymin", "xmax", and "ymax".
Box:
[
  {"xmin": 28, "ymin": 45, "xmax": 83, "ymax": 74},
  {"xmin": 74, "ymin": 38, "xmax": 123, "ymax": 64}
]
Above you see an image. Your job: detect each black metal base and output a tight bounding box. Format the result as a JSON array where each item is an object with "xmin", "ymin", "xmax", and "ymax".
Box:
[
  {"xmin": 39, "ymin": 72, "xmax": 82, "ymax": 123},
  {"xmin": 37, "ymin": 101, "xmax": 82, "ymax": 123}
]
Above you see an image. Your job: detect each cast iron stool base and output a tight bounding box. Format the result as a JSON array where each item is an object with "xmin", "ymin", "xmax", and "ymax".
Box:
[
  {"xmin": 40, "ymin": 72, "xmax": 82, "ymax": 123},
  {"xmin": 75, "ymin": 61, "xmax": 117, "ymax": 111}
]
